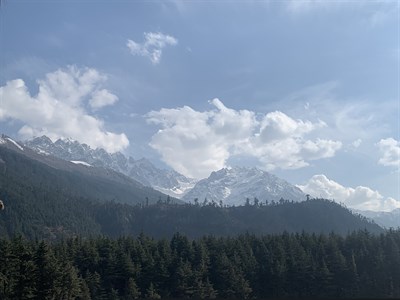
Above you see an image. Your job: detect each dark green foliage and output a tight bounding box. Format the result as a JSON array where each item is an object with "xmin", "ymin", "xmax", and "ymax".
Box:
[
  {"xmin": 0, "ymin": 230, "xmax": 399, "ymax": 299},
  {"xmin": 92, "ymin": 198, "xmax": 383, "ymax": 239}
]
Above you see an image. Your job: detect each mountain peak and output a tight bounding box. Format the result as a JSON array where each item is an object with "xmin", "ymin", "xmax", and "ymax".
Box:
[
  {"xmin": 183, "ymin": 166, "xmax": 305, "ymax": 205},
  {"xmin": 31, "ymin": 135, "xmax": 53, "ymax": 145}
]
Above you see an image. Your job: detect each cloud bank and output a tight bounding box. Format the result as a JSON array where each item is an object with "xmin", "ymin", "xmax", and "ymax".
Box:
[
  {"xmin": 127, "ymin": 32, "xmax": 178, "ymax": 64},
  {"xmin": 377, "ymin": 138, "xmax": 400, "ymax": 167},
  {"xmin": 0, "ymin": 66, "xmax": 129, "ymax": 152},
  {"xmin": 147, "ymin": 99, "xmax": 341, "ymax": 178},
  {"xmin": 297, "ymin": 174, "xmax": 400, "ymax": 212}
]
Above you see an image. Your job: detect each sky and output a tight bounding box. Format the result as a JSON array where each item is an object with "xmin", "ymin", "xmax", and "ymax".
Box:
[{"xmin": 0, "ymin": 0, "xmax": 399, "ymax": 211}]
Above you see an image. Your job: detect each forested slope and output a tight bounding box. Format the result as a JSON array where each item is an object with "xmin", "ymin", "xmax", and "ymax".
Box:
[{"xmin": 1, "ymin": 230, "xmax": 399, "ymax": 299}]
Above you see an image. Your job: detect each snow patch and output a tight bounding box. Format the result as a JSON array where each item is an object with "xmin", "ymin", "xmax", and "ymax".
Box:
[
  {"xmin": 36, "ymin": 149, "xmax": 50, "ymax": 156},
  {"xmin": 223, "ymin": 187, "xmax": 231, "ymax": 198},
  {"xmin": 6, "ymin": 138, "xmax": 24, "ymax": 151},
  {"xmin": 70, "ymin": 160, "xmax": 92, "ymax": 167}
]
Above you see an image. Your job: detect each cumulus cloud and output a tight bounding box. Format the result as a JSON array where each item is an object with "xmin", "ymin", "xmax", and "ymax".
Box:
[
  {"xmin": 297, "ymin": 174, "xmax": 400, "ymax": 212},
  {"xmin": 127, "ymin": 32, "xmax": 178, "ymax": 64},
  {"xmin": 147, "ymin": 99, "xmax": 341, "ymax": 178},
  {"xmin": 89, "ymin": 89, "xmax": 119, "ymax": 109},
  {"xmin": 377, "ymin": 138, "xmax": 400, "ymax": 167},
  {"xmin": 0, "ymin": 66, "xmax": 129, "ymax": 152}
]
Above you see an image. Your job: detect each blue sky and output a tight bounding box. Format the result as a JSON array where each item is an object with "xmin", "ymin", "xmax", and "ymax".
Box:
[{"xmin": 0, "ymin": 0, "xmax": 399, "ymax": 211}]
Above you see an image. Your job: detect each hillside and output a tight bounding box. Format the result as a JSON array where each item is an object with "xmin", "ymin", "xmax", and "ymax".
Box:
[
  {"xmin": 94, "ymin": 199, "xmax": 383, "ymax": 238},
  {"xmin": 0, "ymin": 141, "xmax": 178, "ymax": 239}
]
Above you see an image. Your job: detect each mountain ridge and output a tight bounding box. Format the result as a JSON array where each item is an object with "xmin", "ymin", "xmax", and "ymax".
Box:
[
  {"xmin": 25, "ymin": 135, "xmax": 197, "ymax": 198},
  {"xmin": 25, "ymin": 136, "xmax": 308, "ymax": 204},
  {"xmin": 0, "ymin": 134, "xmax": 176, "ymax": 206}
]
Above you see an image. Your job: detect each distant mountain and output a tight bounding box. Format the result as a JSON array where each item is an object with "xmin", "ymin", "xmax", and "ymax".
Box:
[
  {"xmin": 183, "ymin": 166, "xmax": 306, "ymax": 205},
  {"xmin": 25, "ymin": 136, "xmax": 197, "ymax": 198},
  {"xmin": 0, "ymin": 134, "xmax": 175, "ymax": 206},
  {"xmin": 0, "ymin": 134, "xmax": 181, "ymax": 239},
  {"xmin": 355, "ymin": 209, "xmax": 400, "ymax": 228},
  {"xmin": 25, "ymin": 137, "xmax": 309, "ymax": 205}
]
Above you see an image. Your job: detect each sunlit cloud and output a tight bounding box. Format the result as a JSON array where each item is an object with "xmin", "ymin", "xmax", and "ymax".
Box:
[
  {"xmin": 147, "ymin": 99, "xmax": 341, "ymax": 178},
  {"xmin": 127, "ymin": 32, "xmax": 178, "ymax": 64},
  {"xmin": 377, "ymin": 138, "xmax": 400, "ymax": 167},
  {"xmin": 297, "ymin": 174, "xmax": 400, "ymax": 212},
  {"xmin": 0, "ymin": 66, "xmax": 129, "ymax": 152}
]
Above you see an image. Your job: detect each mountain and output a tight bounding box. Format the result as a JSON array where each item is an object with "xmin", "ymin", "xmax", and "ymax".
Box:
[
  {"xmin": 183, "ymin": 166, "xmax": 306, "ymax": 205},
  {"xmin": 0, "ymin": 135, "xmax": 181, "ymax": 239},
  {"xmin": 355, "ymin": 209, "xmax": 400, "ymax": 228},
  {"xmin": 0, "ymin": 134, "xmax": 175, "ymax": 206},
  {"xmin": 25, "ymin": 136, "xmax": 196, "ymax": 198},
  {"xmin": 126, "ymin": 158, "xmax": 197, "ymax": 198},
  {"xmin": 25, "ymin": 137, "xmax": 309, "ymax": 206}
]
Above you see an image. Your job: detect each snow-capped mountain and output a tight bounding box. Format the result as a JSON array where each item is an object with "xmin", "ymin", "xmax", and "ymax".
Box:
[
  {"xmin": 182, "ymin": 166, "xmax": 306, "ymax": 205},
  {"xmin": 24, "ymin": 136, "xmax": 306, "ymax": 205},
  {"xmin": 355, "ymin": 208, "xmax": 400, "ymax": 228},
  {"xmin": 24, "ymin": 136, "xmax": 196, "ymax": 198}
]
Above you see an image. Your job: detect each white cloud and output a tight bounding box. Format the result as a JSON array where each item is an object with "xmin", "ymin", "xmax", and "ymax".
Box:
[
  {"xmin": 351, "ymin": 138, "xmax": 362, "ymax": 149},
  {"xmin": 0, "ymin": 66, "xmax": 129, "ymax": 152},
  {"xmin": 297, "ymin": 174, "xmax": 400, "ymax": 212},
  {"xmin": 89, "ymin": 89, "xmax": 118, "ymax": 109},
  {"xmin": 147, "ymin": 99, "xmax": 341, "ymax": 178},
  {"xmin": 127, "ymin": 32, "xmax": 178, "ymax": 64},
  {"xmin": 377, "ymin": 138, "xmax": 400, "ymax": 167}
]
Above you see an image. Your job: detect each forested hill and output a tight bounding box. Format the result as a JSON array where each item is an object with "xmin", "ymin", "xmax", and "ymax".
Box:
[{"xmin": 91, "ymin": 199, "xmax": 383, "ymax": 238}]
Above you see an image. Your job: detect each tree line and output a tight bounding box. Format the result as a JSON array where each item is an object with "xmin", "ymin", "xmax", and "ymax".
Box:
[{"xmin": 1, "ymin": 229, "xmax": 399, "ymax": 299}]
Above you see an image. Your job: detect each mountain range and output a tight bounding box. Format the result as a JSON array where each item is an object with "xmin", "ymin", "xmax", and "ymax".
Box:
[
  {"xmin": 3, "ymin": 134, "xmax": 397, "ymax": 230},
  {"xmin": 25, "ymin": 136, "xmax": 197, "ymax": 198},
  {"xmin": 24, "ymin": 135, "xmax": 306, "ymax": 205},
  {"xmin": 0, "ymin": 134, "xmax": 387, "ymax": 239}
]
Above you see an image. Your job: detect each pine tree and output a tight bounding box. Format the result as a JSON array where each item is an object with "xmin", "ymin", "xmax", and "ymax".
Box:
[
  {"xmin": 145, "ymin": 282, "xmax": 161, "ymax": 299},
  {"xmin": 126, "ymin": 277, "xmax": 141, "ymax": 299},
  {"xmin": 78, "ymin": 277, "xmax": 92, "ymax": 300},
  {"xmin": 33, "ymin": 241, "xmax": 58, "ymax": 299},
  {"xmin": 54, "ymin": 261, "xmax": 81, "ymax": 299},
  {"xmin": 10, "ymin": 236, "xmax": 36, "ymax": 299}
]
